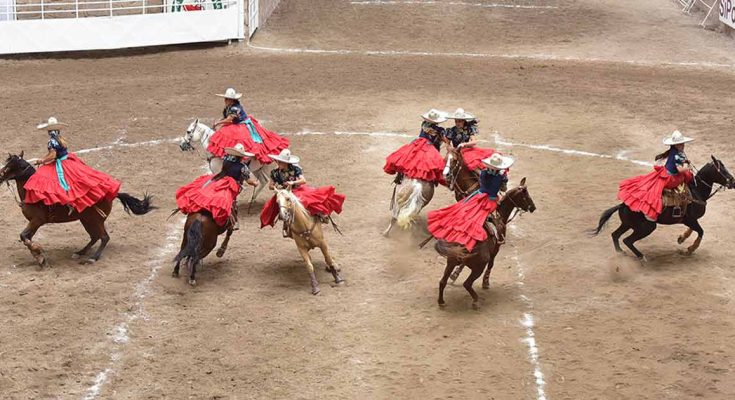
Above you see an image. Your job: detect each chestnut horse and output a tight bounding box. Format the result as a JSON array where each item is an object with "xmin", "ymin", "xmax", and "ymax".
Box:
[
  {"xmin": 443, "ymin": 147, "xmax": 482, "ymax": 202},
  {"xmin": 172, "ymin": 212, "xmax": 234, "ymax": 286},
  {"xmin": 0, "ymin": 153, "xmax": 154, "ymax": 266},
  {"xmin": 435, "ymin": 178, "xmax": 536, "ymax": 309},
  {"xmin": 591, "ymin": 156, "xmax": 734, "ymax": 260}
]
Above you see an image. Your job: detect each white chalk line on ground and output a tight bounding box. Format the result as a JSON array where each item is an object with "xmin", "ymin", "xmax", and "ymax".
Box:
[
  {"xmin": 350, "ymin": 0, "xmax": 558, "ymax": 9},
  {"xmin": 509, "ymin": 225, "xmax": 547, "ymax": 400},
  {"xmin": 82, "ymin": 219, "xmax": 183, "ymax": 399},
  {"xmin": 246, "ymin": 42, "xmax": 735, "ymax": 70}
]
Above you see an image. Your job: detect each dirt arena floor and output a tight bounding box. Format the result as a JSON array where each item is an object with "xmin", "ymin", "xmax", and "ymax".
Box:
[{"xmin": 3, "ymin": 0, "xmax": 735, "ymax": 399}]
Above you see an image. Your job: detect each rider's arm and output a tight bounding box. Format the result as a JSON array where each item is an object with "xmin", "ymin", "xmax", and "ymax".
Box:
[
  {"xmin": 35, "ymin": 149, "xmax": 56, "ymax": 166},
  {"xmin": 214, "ymin": 115, "xmax": 236, "ymax": 129}
]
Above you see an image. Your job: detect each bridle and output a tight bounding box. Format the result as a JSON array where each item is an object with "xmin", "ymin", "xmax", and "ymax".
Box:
[
  {"xmin": 690, "ymin": 161, "xmax": 732, "ymax": 201},
  {"xmin": 277, "ymin": 191, "xmax": 318, "ymax": 239},
  {"xmin": 446, "ymin": 149, "xmax": 479, "ymax": 198},
  {"xmin": 502, "ymin": 187, "xmax": 532, "ymax": 224},
  {"xmin": 1, "ymin": 160, "xmax": 33, "ymax": 206}
]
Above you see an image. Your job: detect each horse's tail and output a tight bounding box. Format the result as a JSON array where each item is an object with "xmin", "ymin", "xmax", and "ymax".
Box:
[
  {"xmin": 174, "ymin": 219, "xmax": 203, "ymax": 266},
  {"xmin": 396, "ymin": 180, "xmax": 425, "ymax": 229},
  {"xmin": 435, "ymin": 240, "xmax": 474, "ymax": 260},
  {"xmin": 589, "ymin": 203, "xmax": 623, "ymax": 236},
  {"xmin": 116, "ymin": 192, "xmax": 155, "ymax": 215}
]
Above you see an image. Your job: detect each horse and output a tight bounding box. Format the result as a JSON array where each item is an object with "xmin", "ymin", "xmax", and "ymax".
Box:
[
  {"xmin": 0, "ymin": 153, "xmax": 154, "ymax": 266},
  {"xmin": 435, "ymin": 178, "xmax": 536, "ymax": 309},
  {"xmin": 382, "ymin": 177, "xmax": 435, "ymax": 237},
  {"xmin": 179, "ymin": 119, "xmax": 274, "ymax": 209},
  {"xmin": 443, "ymin": 147, "xmax": 481, "ymax": 202},
  {"xmin": 172, "ymin": 212, "xmax": 234, "ymax": 286},
  {"xmin": 591, "ymin": 156, "xmax": 734, "ymax": 260},
  {"xmin": 274, "ymin": 188, "xmax": 344, "ymax": 295}
]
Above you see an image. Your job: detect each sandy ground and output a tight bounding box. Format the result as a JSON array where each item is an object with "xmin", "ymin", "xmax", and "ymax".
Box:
[{"xmin": 2, "ymin": 0, "xmax": 735, "ymax": 399}]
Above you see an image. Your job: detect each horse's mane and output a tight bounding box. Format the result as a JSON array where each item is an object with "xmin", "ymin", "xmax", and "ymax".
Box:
[
  {"xmin": 3, "ymin": 154, "xmax": 35, "ymax": 180},
  {"xmin": 276, "ymin": 189, "xmax": 308, "ymax": 217}
]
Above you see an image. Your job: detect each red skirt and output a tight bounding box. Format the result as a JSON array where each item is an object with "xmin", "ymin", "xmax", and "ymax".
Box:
[
  {"xmin": 207, "ymin": 117, "xmax": 289, "ymax": 164},
  {"xmin": 383, "ymin": 137, "xmax": 445, "ymax": 183},
  {"xmin": 461, "ymin": 147, "xmax": 496, "ymax": 171},
  {"xmin": 428, "ymin": 193, "xmax": 498, "ymax": 252},
  {"xmin": 260, "ymin": 185, "xmax": 346, "ymax": 228},
  {"xmin": 618, "ymin": 166, "xmax": 694, "ymax": 220},
  {"xmin": 24, "ymin": 153, "xmax": 120, "ymax": 213},
  {"xmin": 176, "ymin": 175, "xmax": 240, "ymax": 226}
]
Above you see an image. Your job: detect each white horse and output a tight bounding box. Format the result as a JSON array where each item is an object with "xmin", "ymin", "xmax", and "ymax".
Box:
[{"xmin": 180, "ymin": 119, "xmax": 274, "ymax": 208}]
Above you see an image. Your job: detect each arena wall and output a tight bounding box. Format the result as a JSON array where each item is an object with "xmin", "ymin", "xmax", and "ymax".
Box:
[{"xmin": 258, "ymin": 0, "xmax": 281, "ymax": 28}]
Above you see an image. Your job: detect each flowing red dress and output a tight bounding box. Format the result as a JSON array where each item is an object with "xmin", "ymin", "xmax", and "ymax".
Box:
[
  {"xmin": 260, "ymin": 185, "xmax": 346, "ymax": 228},
  {"xmin": 428, "ymin": 193, "xmax": 499, "ymax": 252},
  {"xmin": 460, "ymin": 147, "xmax": 496, "ymax": 171},
  {"xmin": 24, "ymin": 153, "xmax": 121, "ymax": 213},
  {"xmin": 207, "ymin": 117, "xmax": 289, "ymax": 164},
  {"xmin": 618, "ymin": 166, "xmax": 693, "ymax": 221},
  {"xmin": 384, "ymin": 135, "xmax": 446, "ymax": 183},
  {"xmin": 176, "ymin": 175, "xmax": 240, "ymax": 226}
]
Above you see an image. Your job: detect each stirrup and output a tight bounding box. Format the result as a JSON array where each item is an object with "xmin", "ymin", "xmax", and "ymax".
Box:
[{"xmin": 672, "ymin": 207, "xmax": 683, "ymax": 218}]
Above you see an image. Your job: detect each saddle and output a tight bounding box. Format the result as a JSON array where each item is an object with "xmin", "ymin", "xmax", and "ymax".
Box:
[
  {"xmin": 662, "ymin": 184, "xmax": 692, "ymax": 218},
  {"xmin": 483, "ymin": 213, "xmax": 506, "ymax": 245}
]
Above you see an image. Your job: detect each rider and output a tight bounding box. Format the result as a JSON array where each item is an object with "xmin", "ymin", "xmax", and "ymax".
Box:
[
  {"xmin": 384, "ymin": 109, "xmax": 447, "ymax": 185},
  {"xmin": 443, "ymin": 108, "xmax": 479, "ymax": 150},
  {"xmin": 618, "ymin": 130, "xmax": 695, "ymax": 222},
  {"xmin": 208, "ymin": 87, "xmax": 289, "ymax": 165},
  {"xmin": 24, "ymin": 117, "xmax": 121, "ymax": 213},
  {"xmin": 260, "ymin": 149, "xmax": 346, "ymax": 234},
  {"xmin": 176, "ymin": 143, "xmax": 258, "ymax": 229},
  {"xmin": 428, "ymin": 153, "xmax": 514, "ymax": 251}
]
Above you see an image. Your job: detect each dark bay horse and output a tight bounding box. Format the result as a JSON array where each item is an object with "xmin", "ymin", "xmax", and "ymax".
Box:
[
  {"xmin": 592, "ymin": 156, "xmax": 734, "ymax": 260},
  {"xmin": 172, "ymin": 212, "xmax": 234, "ymax": 286},
  {"xmin": 435, "ymin": 178, "xmax": 536, "ymax": 309},
  {"xmin": 0, "ymin": 153, "xmax": 154, "ymax": 266}
]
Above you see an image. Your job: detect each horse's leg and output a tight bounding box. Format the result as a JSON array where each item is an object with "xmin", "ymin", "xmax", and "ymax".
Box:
[
  {"xmin": 382, "ymin": 217, "xmax": 396, "ymax": 237},
  {"xmin": 85, "ymin": 220, "xmax": 110, "ymax": 264},
  {"xmin": 216, "ymin": 227, "xmax": 234, "ymax": 258},
  {"xmin": 438, "ymin": 258, "xmax": 458, "ymax": 307},
  {"xmin": 449, "ymin": 265, "xmax": 464, "ymax": 283},
  {"xmin": 611, "ymin": 223, "xmax": 630, "ymax": 253},
  {"xmin": 297, "ymin": 245, "xmax": 320, "ymax": 295},
  {"xmin": 318, "ymin": 242, "xmax": 344, "ymax": 284},
  {"xmin": 482, "ymin": 246, "xmax": 500, "ymax": 289},
  {"xmin": 684, "ymin": 220, "xmax": 704, "ymax": 255},
  {"xmin": 678, "ymin": 228, "xmax": 694, "ymax": 245},
  {"xmin": 21, "ymin": 219, "xmax": 47, "ymax": 267},
  {"xmin": 622, "ymin": 222, "xmax": 656, "ymax": 261},
  {"xmin": 188, "ymin": 258, "xmax": 197, "ymax": 286},
  {"xmin": 173, "ymin": 228, "xmax": 188, "ymax": 278},
  {"xmin": 463, "ymin": 261, "xmax": 485, "ymax": 310},
  {"xmin": 74, "ymin": 216, "xmax": 100, "ymax": 259}
]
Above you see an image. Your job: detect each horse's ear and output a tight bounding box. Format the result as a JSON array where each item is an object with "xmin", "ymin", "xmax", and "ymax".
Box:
[
  {"xmin": 711, "ymin": 155, "xmax": 718, "ymax": 164},
  {"xmin": 19, "ymin": 151, "xmax": 24, "ymax": 159},
  {"xmin": 520, "ymin": 177, "xmax": 527, "ymax": 186},
  {"xmin": 194, "ymin": 118, "xmax": 199, "ymax": 125}
]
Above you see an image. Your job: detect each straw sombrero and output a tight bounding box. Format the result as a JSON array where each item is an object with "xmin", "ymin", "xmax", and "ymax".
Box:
[
  {"xmin": 36, "ymin": 117, "xmax": 68, "ymax": 131},
  {"xmin": 421, "ymin": 109, "xmax": 448, "ymax": 124},
  {"xmin": 448, "ymin": 108, "xmax": 475, "ymax": 120},
  {"xmin": 215, "ymin": 87, "xmax": 242, "ymax": 100},
  {"xmin": 663, "ymin": 130, "xmax": 694, "ymax": 146},
  {"xmin": 224, "ymin": 143, "xmax": 254, "ymax": 158},
  {"xmin": 482, "ymin": 153, "xmax": 514, "ymax": 170},
  {"xmin": 269, "ymin": 149, "xmax": 300, "ymax": 164}
]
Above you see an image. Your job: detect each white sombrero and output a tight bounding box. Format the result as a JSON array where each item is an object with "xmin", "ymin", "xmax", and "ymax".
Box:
[
  {"xmin": 482, "ymin": 153, "xmax": 514, "ymax": 170},
  {"xmin": 448, "ymin": 108, "xmax": 475, "ymax": 120},
  {"xmin": 663, "ymin": 130, "xmax": 694, "ymax": 146},
  {"xmin": 36, "ymin": 117, "xmax": 68, "ymax": 131},
  {"xmin": 269, "ymin": 149, "xmax": 300, "ymax": 164},
  {"xmin": 224, "ymin": 143, "xmax": 255, "ymax": 158},
  {"xmin": 215, "ymin": 87, "xmax": 242, "ymax": 100},
  {"xmin": 421, "ymin": 109, "xmax": 448, "ymax": 124}
]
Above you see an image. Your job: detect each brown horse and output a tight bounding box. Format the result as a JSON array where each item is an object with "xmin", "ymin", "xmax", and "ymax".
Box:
[
  {"xmin": 0, "ymin": 153, "xmax": 154, "ymax": 266},
  {"xmin": 435, "ymin": 178, "xmax": 536, "ymax": 309},
  {"xmin": 383, "ymin": 177, "xmax": 435, "ymax": 237},
  {"xmin": 275, "ymin": 188, "xmax": 344, "ymax": 295},
  {"xmin": 172, "ymin": 212, "xmax": 234, "ymax": 286},
  {"xmin": 443, "ymin": 147, "xmax": 481, "ymax": 202}
]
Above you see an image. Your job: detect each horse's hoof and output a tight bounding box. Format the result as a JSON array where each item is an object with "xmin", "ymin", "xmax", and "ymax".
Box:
[
  {"xmin": 677, "ymin": 236, "xmax": 686, "ymax": 245},
  {"xmin": 188, "ymin": 279, "xmax": 197, "ymax": 286},
  {"xmin": 71, "ymin": 253, "xmax": 81, "ymax": 260},
  {"xmin": 172, "ymin": 271, "xmax": 179, "ymax": 278},
  {"xmin": 216, "ymin": 249, "xmax": 226, "ymax": 258},
  {"xmin": 311, "ymin": 285, "xmax": 321, "ymax": 295},
  {"xmin": 334, "ymin": 277, "xmax": 345, "ymax": 285},
  {"xmin": 80, "ymin": 258, "xmax": 97, "ymax": 265},
  {"xmin": 39, "ymin": 258, "xmax": 49, "ymax": 269},
  {"xmin": 482, "ymin": 282, "xmax": 490, "ymax": 290},
  {"xmin": 438, "ymin": 301, "xmax": 446, "ymax": 308},
  {"xmin": 472, "ymin": 302, "xmax": 480, "ymax": 310},
  {"xmin": 638, "ymin": 256, "xmax": 648, "ymax": 263}
]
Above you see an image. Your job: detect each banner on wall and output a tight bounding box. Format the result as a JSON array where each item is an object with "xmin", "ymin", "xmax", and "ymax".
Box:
[
  {"xmin": 0, "ymin": 0, "xmax": 15, "ymax": 21},
  {"xmin": 720, "ymin": 0, "xmax": 735, "ymax": 29},
  {"xmin": 167, "ymin": 0, "xmax": 226, "ymax": 12}
]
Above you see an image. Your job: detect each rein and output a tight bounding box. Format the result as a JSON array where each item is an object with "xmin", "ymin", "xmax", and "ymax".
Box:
[
  {"xmin": 2, "ymin": 163, "xmax": 33, "ymax": 207},
  {"xmin": 448, "ymin": 150, "xmax": 480, "ymax": 198},
  {"xmin": 690, "ymin": 163, "xmax": 728, "ymax": 201}
]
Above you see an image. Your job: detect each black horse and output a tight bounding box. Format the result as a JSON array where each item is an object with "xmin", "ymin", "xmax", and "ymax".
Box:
[{"xmin": 592, "ymin": 156, "xmax": 734, "ymax": 260}]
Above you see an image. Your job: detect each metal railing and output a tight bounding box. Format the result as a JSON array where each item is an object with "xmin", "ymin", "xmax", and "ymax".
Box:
[{"xmin": 2, "ymin": 0, "xmax": 235, "ymax": 20}]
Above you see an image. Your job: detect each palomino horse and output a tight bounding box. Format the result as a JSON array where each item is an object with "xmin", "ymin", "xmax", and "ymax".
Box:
[
  {"xmin": 0, "ymin": 153, "xmax": 154, "ymax": 266},
  {"xmin": 592, "ymin": 156, "xmax": 734, "ymax": 260},
  {"xmin": 275, "ymin": 188, "xmax": 344, "ymax": 295},
  {"xmin": 435, "ymin": 178, "xmax": 536, "ymax": 309},
  {"xmin": 179, "ymin": 119, "xmax": 273, "ymax": 208},
  {"xmin": 383, "ymin": 177, "xmax": 435, "ymax": 236},
  {"xmin": 173, "ymin": 213, "xmax": 234, "ymax": 286}
]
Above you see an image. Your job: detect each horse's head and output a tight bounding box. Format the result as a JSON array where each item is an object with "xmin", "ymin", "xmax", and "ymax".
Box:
[
  {"xmin": 275, "ymin": 188, "xmax": 305, "ymax": 223},
  {"xmin": 0, "ymin": 152, "xmax": 33, "ymax": 185},
  {"xmin": 180, "ymin": 118, "xmax": 202, "ymax": 151},
  {"xmin": 709, "ymin": 155, "xmax": 735, "ymax": 189},
  {"xmin": 505, "ymin": 177, "xmax": 536, "ymax": 213}
]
